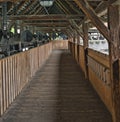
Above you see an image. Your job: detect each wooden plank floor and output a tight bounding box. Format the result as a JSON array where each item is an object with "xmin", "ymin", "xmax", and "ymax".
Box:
[{"xmin": 1, "ymin": 50, "xmax": 112, "ymax": 122}]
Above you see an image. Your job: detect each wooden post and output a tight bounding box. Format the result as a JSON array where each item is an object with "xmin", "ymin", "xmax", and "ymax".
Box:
[
  {"xmin": 2, "ymin": 2, "xmax": 7, "ymax": 30},
  {"xmin": 77, "ymin": 34, "xmax": 80, "ymax": 63},
  {"xmin": 108, "ymin": 3, "xmax": 120, "ymax": 122},
  {"xmin": 82, "ymin": 22, "xmax": 88, "ymax": 79},
  {"xmin": 73, "ymin": 33, "xmax": 76, "ymax": 58}
]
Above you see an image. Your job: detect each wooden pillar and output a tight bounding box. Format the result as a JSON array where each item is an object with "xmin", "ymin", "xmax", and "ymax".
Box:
[
  {"xmin": 82, "ymin": 22, "xmax": 88, "ymax": 79},
  {"xmin": 73, "ymin": 33, "xmax": 76, "ymax": 58},
  {"xmin": 108, "ymin": 3, "xmax": 120, "ymax": 122},
  {"xmin": 14, "ymin": 20, "xmax": 21, "ymax": 34},
  {"xmin": 77, "ymin": 34, "xmax": 80, "ymax": 63},
  {"xmin": 2, "ymin": 2, "xmax": 7, "ymax": 30},
  {"xmin": 76, "ymin": 34, "xmax": 79, "ymax": 44}
]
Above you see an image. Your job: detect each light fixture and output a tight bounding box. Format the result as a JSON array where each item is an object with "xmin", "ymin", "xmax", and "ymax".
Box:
[{"xmin": 39, "ymin": 0, "xmax": 54, "ymax": 7}]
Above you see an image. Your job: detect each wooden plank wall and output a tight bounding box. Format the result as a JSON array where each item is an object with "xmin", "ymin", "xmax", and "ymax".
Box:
[
  {"xmin": 0, "ymin": 40, "xmax": 68, "ymax": 116},
  {"xmin": 68, "ymin": 42, "xmax": 85, "ymax": 72},
  {"xmin": 0, "ymin": 42, "xmax": 53, "ymax": 116},
  {"xmin": 52, "ymin": 40, "xmax": 68, "ymax": 49},
  {"xmin": 78, "ymin": 45, "xmax": 85, "ymax": 73},
  {"xmin": 69, "ymin": 41, "xmax": 113, "ymax": 114},
  {"xmin": 88, "ymin": 49, "xmax": 112, "ymax": 113}
]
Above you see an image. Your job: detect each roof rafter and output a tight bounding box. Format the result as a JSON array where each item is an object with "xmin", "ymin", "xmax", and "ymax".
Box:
[
  {"xmin": 73, "ymin": 0, "xmax": 110, "ymax": 41},
  {"xmin": 24, "ymin": 22, "xmax": 69, "ymax": 27},
  {"xmin": 7, "ymin": 14, "xmax": 84, "ymax": 20}
]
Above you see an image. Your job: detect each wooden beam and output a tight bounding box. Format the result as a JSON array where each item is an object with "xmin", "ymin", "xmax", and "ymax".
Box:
[
  {"xmin": 35, "ymin": 26, "xmax": 67, "ymax": 31},
  {"xmin": 0, "ymin": 0, "xmax": 31, "ymax": 2},
  {"xmin": 77, "ymin": 0, "xmax": 115, "ymax": 27},
  {"xmin": 24, "ymin": 22, "xmax": 69, "ymax": 27},
  {"xmin": 108, "ymin": 4, "xmax": 120, "ymax": 122},
  {"xmin": 16, "ymin": 1, "xmax": 26, "ymax": 14},
  {"xmin": 65, "ymin": 0, "xmax": 83, "ymax": 14},
  {"xmin": 66, "ymin": 28, "xmax": 73, "ymax": 37},
  {"xmin": 83, "ymin": 23, "xmax": 88, "ymax": 49},
  {"xmin": 34, "ymin": 6, "xmax": 42, "ymax": 15},
  {"xmin": 73, "ymin": 0, "xmax": 110, "ymax": 41},
  {"xmin": 108, "ymin": 0, "xmax": 118, "ymax": 4},
  {"xmin": 68, "ymin": 25, "xmax": 76, "ymax": 37},
  {"xmin": 56, "ymin": 0, "xmax": 70, "ymax": 14},
  {"xmin": 95, "ymin": 1, "xmax": 108, "ymax": 14},
  {"xmin": 21, "ymin": 1, "xmax": 37, "ymax": 15},
  {"xmin": 7, "ymin": 14, "xmax": 84, "ymax": 20},
  {"xmin": 56, "ymin": 0, "xmax": 81, "ymax": 37},
  {"xmin": 82, "ymin": 22, "xmax": 89, "ymax": 79},
  {"xmin": 56, "ymin": 0, "xmax": 83, "ymax": 36},
  {"xmin": 54, "ymin": 0, "xmax": 66, "ymax": 14},
  {"xmin": 34, "ymin": 28, "xmax": 67, "ymax": 33},
  {"xmin": 69, "ymin": 20, "xmax": 83, "ymax": 38},
  {"xmin": 96, "ymin": 0, "xmax": 117, "ymax": 14},
  {"xmin": 7, "ymin": 1, "xmax": 20, "ymax": 15}
]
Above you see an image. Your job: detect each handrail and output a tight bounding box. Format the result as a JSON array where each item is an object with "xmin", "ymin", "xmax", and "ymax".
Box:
[
  {"xmin": 0, "ymin": 42, "xmax": 53, "ymax": 115},
  {"xmin": 0, "ymin": 40, "xmax": 68, "ymax": 116},
  {"xmin": 69, "ymin": 41, "xmax": 112, "ymax": 113}
]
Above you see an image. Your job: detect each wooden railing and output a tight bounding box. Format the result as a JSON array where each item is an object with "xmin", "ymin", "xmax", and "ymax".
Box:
[
  {"xmin": 52, "ymin": 40, "xmax": 68, "ymax": 49},
  {"xmin": 69, "ymin": 41, "xmax": 113, "ymax": 113},
  {"xmin": 87, "ymin": 49, "xmax": 112, "ymax": 113},
  {"xmin": 0, "ymin": 40, "xmax": 68, "ymax": 116},
  {"xmin": 0, "ymin": 42, "xmax": 53, "ymax": 115},
  {"xmin": 69, "ymin": 42, "xmax": 85, "ymax": 72}
]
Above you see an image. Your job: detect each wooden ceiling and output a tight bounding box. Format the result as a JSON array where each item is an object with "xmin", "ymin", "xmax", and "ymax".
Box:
[{"xmin": 0, "ymin": 0, "xmax": 117, "ymax": 36}]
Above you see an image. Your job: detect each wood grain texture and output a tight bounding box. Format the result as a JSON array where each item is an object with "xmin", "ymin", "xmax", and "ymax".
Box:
[
  {"xmin": 1, "ymin": 50, "xmax": 112, "ymax": 122},
  {"xmin": 108, "ymin": 5, "xmax": 120, "ymax": 122},
  {"xmin": 0, "ymin": 42, "xmax": 53, "ymax": 116},
  {"xmin": 73, "ymin": 0, "xmax": 110, "ymax": 41},
  {"xmin": 69, "ymin": 41, "xmax": 112, "ymax": 115},
  {"xmin": 52, "ymin": 40, "xmax": 68, "ymax": 50}
]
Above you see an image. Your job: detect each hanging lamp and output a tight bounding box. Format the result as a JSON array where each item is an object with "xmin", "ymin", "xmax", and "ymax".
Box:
[{"xmin": 39, "ymin": 0, "xmax": 54, "ymax": 7}]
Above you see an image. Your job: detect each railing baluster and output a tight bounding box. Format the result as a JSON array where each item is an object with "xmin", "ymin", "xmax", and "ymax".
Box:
[{"xmin": 0, "ymin": 41, "xmax": 67, "ymax": 116}]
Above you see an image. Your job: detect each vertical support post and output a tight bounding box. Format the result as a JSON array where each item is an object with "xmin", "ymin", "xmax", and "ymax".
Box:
[
  {"xmin": 2, "ymin": 2, "xmax": 7, "ymax": 31},
  {"xmin": 82, "ymin": 22, "xmax": 88, "ymax": 79},
  {"xmin": 73, "ymin": 33, "xmax": 75, "ymax": 43},
  {"xmin": 32, "ymin": 26, "xmax": 35, "ymax": 34},
  {"xmin": 14, "ymin": 22, "xmax": 17, "ymax": 34},
  {"xmin": 108, "ymin": 3, "xmax": 120, "ymax": 122},
  {"xmin": 13, "ymin": 3, "xmax": 17, "ymax": 34},
  {"xmin": 72, "ymin": 33, "xmax": 76, "ymax": 58},
  {"xmin": 77, "ymin": 34, "xmax": 80, "ymax": 44},
  {"xmin": 14, "ymin": 20, "xmax": 20, "ymax": 34},
  {"xmin": 77, "ymin": 34, "xmax": 80, "ymax": 63}
]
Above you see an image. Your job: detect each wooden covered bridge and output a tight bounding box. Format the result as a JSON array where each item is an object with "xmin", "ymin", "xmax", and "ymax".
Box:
[{"xmin": 0, "ymin": 0, "xmax": 119, "ymax": 122}]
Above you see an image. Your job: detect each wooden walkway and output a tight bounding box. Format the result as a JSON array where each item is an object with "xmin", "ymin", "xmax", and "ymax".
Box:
[{"xmin": 1, "ymin": 50, "xmax": 112, "ymax": 122}]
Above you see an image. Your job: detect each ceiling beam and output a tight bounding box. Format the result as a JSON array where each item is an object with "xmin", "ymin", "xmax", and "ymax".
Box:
[
  {"xmin": 69, "ymin": 20, "xmax": 83, "ymax": 37},
  {"xmin": 95, "ymin": 0, "xmax": 117, "ymax": 13},
  {"xmin": 34, "ymin": 27, "xmax": 67, "ymax": 32},
  {"xmin": 87, "ymin": 0, "xmax": 105, "ymax": 2},
  {"xmin": 65, "ymin": 0, "xmax": 83, "ymax": 14},
  {"xmin": 21, "ymin": 1, "xmax": 37, "ymax": 15},
  {"xmin": 0, "ymin": 0, "xmax": 30, "ymax": 2},
  {"xmin": 77, "ymin": 0, "xmax": 117, "ymax": 27},
  {"xmin": 73, "ymin": 0, "xmax": 110, "ymax": 42},
  {"xmin": 7, "ymin": 14, "xmax": 84, "ymax": 20},
  {"xmin": 58, "ymin": 0, "xmax": 70, "ymax": 13},
  {"xmin": 7, "ymin": 2, "xmax": 21, "ymax": 15},
  {"xmin": 34, "ymin": 6, "xmax": 42, "ymax": 15},
  {"xmin": 55, "ymin": 0, "xmax": 83, "ymax": 37},
  {"xmin": 24, "ymin": 22, "xmax": 69, "ymax": 27},
  {"xmin": 95, "ymin": 1, "xmax": 108, "ymax": 14},
  {"xmin": 35, "ymin": 27, "xmax": 67, "ymax": 29},
  {"xmin": 55, "ymin": 0, "xmax": 70, "ymax": 14}
]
